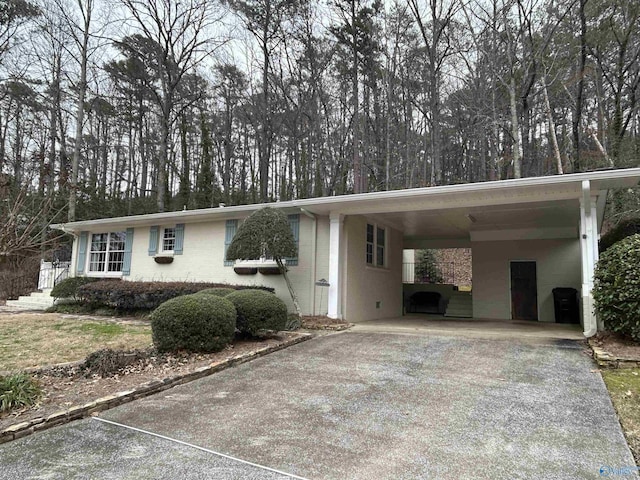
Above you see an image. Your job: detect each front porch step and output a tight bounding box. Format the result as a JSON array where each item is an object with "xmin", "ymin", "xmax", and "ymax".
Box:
[
  {"xmin": 444, "ymin": 291, "xmax": 472, "ymax": 318},
  {"xmin": 5, "ymin": 290, "xmax": 55, "ymax": 311}
]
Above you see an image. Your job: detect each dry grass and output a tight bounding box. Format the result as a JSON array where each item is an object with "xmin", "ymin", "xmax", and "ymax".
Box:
[
  {"xmin": 602, "ymin": 369, "xmax": 640, "ymax": 464},
  {"xmin": 0, "ymin": 313, "xmax": 152, "ymax": 372}
]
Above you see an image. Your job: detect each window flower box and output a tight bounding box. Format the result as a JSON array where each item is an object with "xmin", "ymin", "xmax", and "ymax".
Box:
[
  {"xmin": 233, "ymin": 258, "xmax": 285, "ymax": 275},
  {"xmin": 154, "ymin": 255, "xmax": 174, "ymax": 265}
]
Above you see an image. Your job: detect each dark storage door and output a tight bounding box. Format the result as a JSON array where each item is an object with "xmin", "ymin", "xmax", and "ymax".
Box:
[{"xmin": 511, "ymin": 261, "xmax": 538, "ymax": 321}]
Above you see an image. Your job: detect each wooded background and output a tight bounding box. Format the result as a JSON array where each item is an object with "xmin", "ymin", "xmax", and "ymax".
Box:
[{"xmin": 0, "ymin": 0, "xmax": 639, "ymax": 295}]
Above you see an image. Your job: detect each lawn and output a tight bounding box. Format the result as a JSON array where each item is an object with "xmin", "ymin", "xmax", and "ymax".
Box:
[
  {"xmin": 602, "ymin": 368, "xmax": 640, "ymax": 464},
  {"xmin": 0, "ymin": 313, "xmax": 152, "ymax": 372}
]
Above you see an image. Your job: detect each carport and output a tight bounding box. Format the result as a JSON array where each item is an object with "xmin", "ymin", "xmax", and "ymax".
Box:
[{"xmin": 321, "ymin": 169, "xmax": 640, "ymax": 336}]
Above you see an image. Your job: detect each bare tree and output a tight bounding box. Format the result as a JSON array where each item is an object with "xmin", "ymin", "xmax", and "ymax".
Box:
[
  {"xmin": 120, "ymin": 0, "xmax": 225, "ymax": 212},
  {"xmin": 407, "ymin": 0, "xmax": 460, "ymax": 185},
  {"xmin": 229, "ymin": 0, "xmax": 303, "ymax": 201}
]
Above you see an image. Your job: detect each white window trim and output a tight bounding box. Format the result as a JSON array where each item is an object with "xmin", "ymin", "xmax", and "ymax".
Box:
[
  {"xmin": 366, "ymin": 222, "xmax": 388, "ymax": 268},
  {"xmin": 86, "ymin": 231, "xmax": 126, "ymax": 277},
  {"xmin": 160, "ymin": 226, "xmax": 176, "ymax": 255}
]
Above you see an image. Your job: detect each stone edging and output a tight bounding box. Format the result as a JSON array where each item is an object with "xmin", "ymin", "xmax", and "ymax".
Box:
[
  {"xmin": 302, "ymin": 323, "xmax": 353, "ymax": 331},
  {"xmin": 589, "ymin": 340, "xmax": 640, "ymax": 369},
  {"xmin": 0, "ymin": 332, "xmax": 312, "ymax": 445}
]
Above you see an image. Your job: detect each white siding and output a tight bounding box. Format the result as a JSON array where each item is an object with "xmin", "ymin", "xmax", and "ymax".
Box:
[
  {"xmin": 343, "ymin": 215, "xmax": 403, "ymax": 321},
  {"xmin": 79, "ymin": 214, "xmax": 330, "ymax": 315},
  {"xmin": 472, "ymin": 239, "xmax": 581, "ymax": 322}
]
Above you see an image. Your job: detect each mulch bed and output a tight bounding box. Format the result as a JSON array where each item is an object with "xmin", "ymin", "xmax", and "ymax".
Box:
[
  {"xmin": 0, "ymin": 333, "xmax": 300, "ymax": 432},
  {"xmin": 591, "ymin": 331, "xmax": 640, "ymax": 359}
]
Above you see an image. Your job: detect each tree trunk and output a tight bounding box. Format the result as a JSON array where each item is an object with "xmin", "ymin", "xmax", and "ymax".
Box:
[
  {"xmin": 68, "ymin": 1, "xmax": 91, "ymax": 222},
  {"xmin": 351, "ymin": 0, "xmax": 362, "ymax": 194},
  {"xmin": 542, "ymin": 74, "xmax": 563, "ymax": 175},
  {"xmin": 509, "ymin": 75, "xmax": 521, "ymax": 178},
  {"xmin": 157, "ymin": 102, "xmax": 170, "ymax": 212},
  {"xmin": 276, "ymin": 257, "xmax": 302, "ymax": 317},
  {"xmin": 573, "ymin": 0, "xmax": 587, "ymax": 172}
]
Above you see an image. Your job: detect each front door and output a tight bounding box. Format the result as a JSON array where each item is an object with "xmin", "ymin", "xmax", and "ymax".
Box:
[{"xmin": 510, "ymin": 261, "xmax": 538, "ymax": 320}]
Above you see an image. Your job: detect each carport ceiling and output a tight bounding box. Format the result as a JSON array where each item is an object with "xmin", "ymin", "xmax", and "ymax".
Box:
[{"xmin": 372, "ymin": 198, "xmax": 581, "ymax": 240}]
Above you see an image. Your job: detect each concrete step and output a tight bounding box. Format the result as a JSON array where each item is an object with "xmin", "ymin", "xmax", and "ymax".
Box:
[
  {"xmin": 4, "ymin": 301, "xmax": 51, "ymax": 311},
  {"xmin": 6, "ymin": 289, "xmax": 56, "ymax": 311},
  {"xmin": 7, "ymin": 296, "xmax": 54, "ymax": 305},
  {"xmin": 29, "ymin": 290, "xmax": 54, "ymax": 299},
  {"xmin": 446, "ymin": 303, "xmax": 472, "ymax": 311},
  {"xmin": 444, "ymin": 292, "xmax": 473, "ymax": 318},
  {"xmin": 445, "ymin": 310, "xmax": 473, "ymax": 317},
  {"xmin": 13, "ymin": 295, "xmax": 54, "ymax": 304}
]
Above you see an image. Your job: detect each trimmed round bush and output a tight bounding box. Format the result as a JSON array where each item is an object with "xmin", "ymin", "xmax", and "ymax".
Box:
[
  {"xmin": 226, "ymin": 289, "xmax": 288, "ymax": 336},
  {"xmin": 195, "ymin": 287, "xmax": 236, "ymax": 297},
  {"xmin": 150, "ymin": 294, "xmax": 236, "ymax": 353},
  {"xmin": 593, "ymin": 234, "xmax": 640, "ymax": 341}
]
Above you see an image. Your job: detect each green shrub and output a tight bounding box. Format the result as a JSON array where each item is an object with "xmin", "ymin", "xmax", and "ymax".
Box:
[
  {"xmin": 195, "ymin": 288, "xmax": 235, "ymax": 297},
  {"xmin": 0, "ymin": 373, "xmax": 42, "ymax": 412},
  {"xmin": 226, "ymin": 289, "xmax": 288, "ymax": 336},
  {"xmin": 593, "ymin": 234, "xmax": 640, "ymax": 341},
  {"xmin": 78, "ymin": 280, "xmax": 274, "ymax": 311},
  {"xmin": 150, "ymin": 294, "xmax": 236, "ymax": 353},
  {"xmin": 415, "ymin": 249, "xmax": 444, "ymax": 284},
  {"xmin": 600, "ymin": 218, "xmax": 640, "ymax": 253},
  {"xmin": 50, "ymin": 277, "xmax": 100, "ymax": 300}
]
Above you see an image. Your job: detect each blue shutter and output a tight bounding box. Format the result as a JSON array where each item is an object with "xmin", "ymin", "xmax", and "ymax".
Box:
[
  {"xmin": 76, "ymin": 231, "xmax": 89, "ymax": 274},
  {"xmin": 224, "ymin": 219, "xmax": 238, "ymax": 266},
  {"xmin": 174, "ymin": 224, "xmax": 185, "ymax": 255},
  {"xmin": 122, "ymin": 228, "xmax": 134, "ymax": 276},
  {"xmin": 148, "ymin": 225, "xmax": 159, "ymax": 256},
  {"xmin": 286, "ymin": 214, "xmax": 300, "ymax": 266}
]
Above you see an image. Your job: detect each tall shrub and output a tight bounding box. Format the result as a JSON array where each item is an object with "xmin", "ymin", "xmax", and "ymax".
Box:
[{"xmin": 593, "ymin": 234, "xmax": 640, "ymax": 340}]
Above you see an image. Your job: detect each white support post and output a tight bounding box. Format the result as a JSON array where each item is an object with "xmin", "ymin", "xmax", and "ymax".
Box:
[
  {"xmin": 579, "ymin": 180, "xmax": 599, "ymax": 337},
  {"xmin": 328, "ymin": 213, "xmax": 344, "ymax": 319}
]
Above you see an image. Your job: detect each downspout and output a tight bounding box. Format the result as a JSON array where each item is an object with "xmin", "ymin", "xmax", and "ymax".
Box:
[
  {"xmin": 300, "ymin": 208, "xmax": 317, "ymax": 315},
  {"xmin": 581, "ymin": 180, "xmax": 597, "ymax": 338}
]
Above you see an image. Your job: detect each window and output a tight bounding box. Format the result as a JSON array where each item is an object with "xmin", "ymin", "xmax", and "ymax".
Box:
[
  {"xmin": 286, "ymin": 214, "xmax": 300, "ymax": 266},
  {"xmin": 89, "ymin": 232, "xmax": 126, "ymax": 273},
  {"xmin": 148, "ymin": 224, "xmax": 184, "ymax": 256},
  {"xmin": 366, "ymin": 223, "xmax": 386, "ymax": 268},
  {"xmin": 162, "ymin": 227, "xmax": 176, "ymax": 252},
  {"xmin": 366, "ymin": 224, "xmax": 374, "ymax": 264},
  {"xmin": 376, "ymin": 226, "xmax": 386, "ymax": 266},
  {"xmin": 224, "ymin": 219, "xmax": 238, "ymax": 266}
]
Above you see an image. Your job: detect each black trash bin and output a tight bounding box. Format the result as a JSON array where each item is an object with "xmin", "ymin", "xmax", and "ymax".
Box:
[{"xmin": 552, "ymin": 287, "xmax": 580, "ymax": 324}]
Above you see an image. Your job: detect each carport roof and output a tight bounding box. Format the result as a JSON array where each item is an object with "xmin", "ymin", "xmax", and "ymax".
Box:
[{"xmin": 52, "ymin": 168, "xmax": 640, "ymax": 234}]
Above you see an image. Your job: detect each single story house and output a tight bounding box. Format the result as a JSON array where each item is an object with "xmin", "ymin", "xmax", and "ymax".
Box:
[{"xmin": 51, "ymin": 168, "xmax": 640, "ymax": 337}]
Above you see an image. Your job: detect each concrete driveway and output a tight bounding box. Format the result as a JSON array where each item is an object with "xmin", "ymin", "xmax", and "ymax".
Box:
[{"xmin": 0, "ymin": 330, "xmax": 637, "ymax": 479}]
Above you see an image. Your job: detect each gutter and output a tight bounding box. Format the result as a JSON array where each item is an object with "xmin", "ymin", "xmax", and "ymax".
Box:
[{"xmin": 50, "ymin": 168, "xmax": 640, "ymax": 233}]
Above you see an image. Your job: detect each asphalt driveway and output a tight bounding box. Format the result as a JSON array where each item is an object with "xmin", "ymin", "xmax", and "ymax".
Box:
[{"xmin": 0, "ymin": 331, "xmax": 637, "ymax": 479}]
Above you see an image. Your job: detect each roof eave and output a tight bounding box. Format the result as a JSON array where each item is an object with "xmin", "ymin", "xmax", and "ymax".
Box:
[{"xmin": 49, "ymin": 168, "xmax": 640, "ymax": 233}]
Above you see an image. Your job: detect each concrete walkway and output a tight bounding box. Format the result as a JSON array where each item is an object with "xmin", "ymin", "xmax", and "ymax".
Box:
[{"xmin": 0, "ymin": 330, "xmax": 636, "ymax": 479}]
